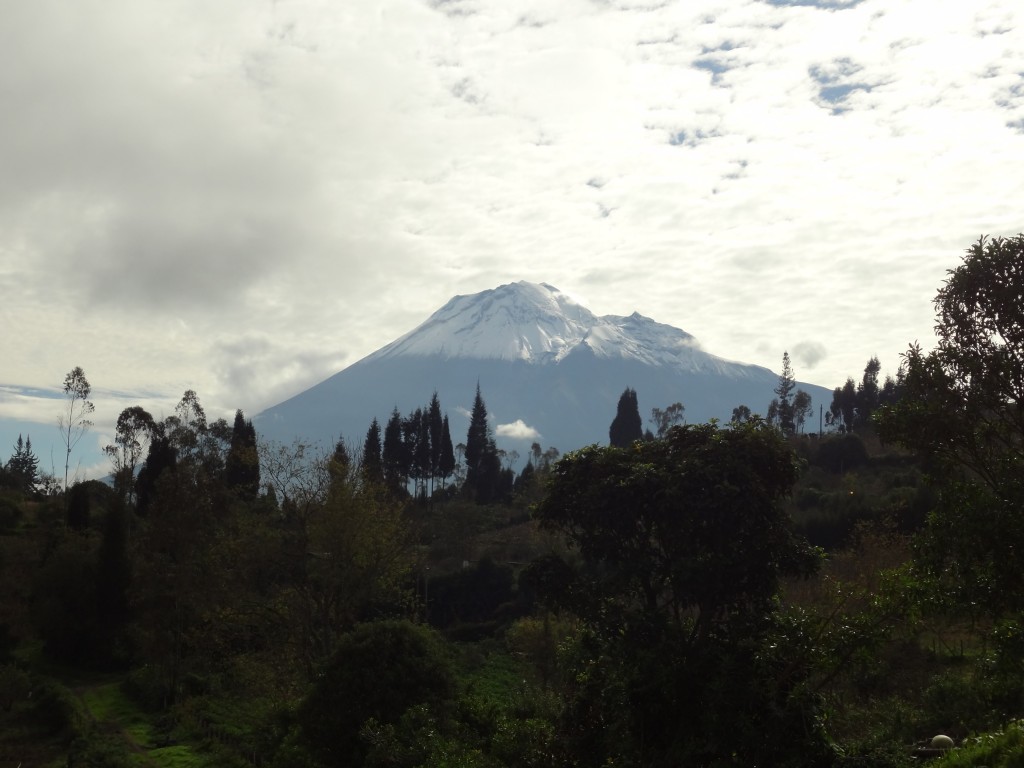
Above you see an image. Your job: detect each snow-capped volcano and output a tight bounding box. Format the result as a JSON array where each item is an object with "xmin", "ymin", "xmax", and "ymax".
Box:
[
  {"xmin": 255, "ymin": 281, "xmax": 831, "ymax": 455},
  {"xmin": 370, "ymin": 281, "xmax": 748, "ymax": 376},
  {"xmin": 372, "ymin": 282, "xmax": 600, "ymax": 363}
]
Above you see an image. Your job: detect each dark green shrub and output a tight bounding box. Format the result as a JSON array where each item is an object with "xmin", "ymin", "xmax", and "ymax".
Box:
[
  {"xmin": 28, "ymin": 678, "xmax": 77, "ymax": 736},
  {"xmin": 298, "ymin": 620, "xmax": 456, "ymax": 766},
  {"xmin": 815, "ymin": 435, "xmax": 869, "ymax": 474},
  {"xmin": 427, "ymin": 556, "xmax": 521, "ymax": 632},
  {"xmin": 30, "ymin": 534, "xmax": 100, "ymax": 664},
  {"xmin": 0, "ymin": 496, "xmax": 22, "ymax": 531},
  {"xmin": 123, "ymin": 665, "xmax": 172, "ymax": 711}
]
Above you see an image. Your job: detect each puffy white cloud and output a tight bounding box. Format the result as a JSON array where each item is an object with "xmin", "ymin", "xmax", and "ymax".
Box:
[{"xmin": 496, "ymin": 419, "xmax": 542, "ymax": 440}]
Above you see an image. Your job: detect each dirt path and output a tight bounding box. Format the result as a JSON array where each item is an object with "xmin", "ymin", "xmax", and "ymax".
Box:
[{"xmin": 71, "ymin": 681, "xmax": 162, "ymax": 767}]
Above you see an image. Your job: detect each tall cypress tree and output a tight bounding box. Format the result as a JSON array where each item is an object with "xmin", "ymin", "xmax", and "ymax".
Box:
[
  {"xmin": 439, "ymin": 415, "xmax": 455, "ymax": 490},
  {"xmin": 428, "ymin": 392, "xmax": 444, "ymax": 494},
  {"xmin": 772, "ymin": 352, "xmax": 797, "ymax": 435},
  {"xmin": 464, "ymin": 384, "xmax": 490, "ymax": 494},
  {"xmin": 332, "ymin": 434, "xmax": 351, "ymax": 472},
  {"xmin": 609, "ymin": 388, "xmax": 643, "ymax": 447},
  {"xmin": 463, "ymin": 384, "xmax": 503, "ymax": 502},
  {"xmin": 410, "ymin": 409, "xmax": 431, "ymax": 499},
  {"xmin": 225, "ymin": 409, "xmax": 260, "ymax": 502},
  {"xmin": 362, "ymin": 418, "xmax": 384, "ymax": 484},
  {"xmin": 382, "ymin": 408, "xmax": 406, "ymax": 492}
]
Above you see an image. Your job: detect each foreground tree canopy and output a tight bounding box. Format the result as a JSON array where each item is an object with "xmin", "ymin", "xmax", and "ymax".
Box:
[
  {"xmin": 878, "ymin": 233, "xmax": 1024, "ymax": 618},
  {"xmin": 536, "ymin": 420, "xmax": 820, "ymax": 637},
  {"xmin": 530, "ymin": 420, "xmax": 826, "ymax": 765},
  {"xmin": 879, "ymin": 234, "xmax": 1024, "ymax": 487}
]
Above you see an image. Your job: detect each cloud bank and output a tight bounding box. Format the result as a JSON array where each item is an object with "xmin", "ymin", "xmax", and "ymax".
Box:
[{"xmin": 2, "ymin": 0, "xmax": 1022, "ymax": 461}]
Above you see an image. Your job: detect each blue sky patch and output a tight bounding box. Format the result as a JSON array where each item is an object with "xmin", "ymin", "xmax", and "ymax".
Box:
[
  {"xmin": 669, "ymin": 128, "xmax": 719, "ymax": 147},
  {"xmin": 694, "ymin": 57, "xmax": 730, "ymax": 76}
]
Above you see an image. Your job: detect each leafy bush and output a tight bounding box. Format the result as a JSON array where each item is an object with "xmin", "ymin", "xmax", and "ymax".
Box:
[
  {"xmin": 123, "ymin": 665, "xmax": 173, "ymax": 711},
  {"xmin": 0, "ymin": 664, "xmax": 31, "ymax": 712},
  {"xmin": 0, "ymin": 496, "xmax": 22, "ymax": 531},
  {"xmin": 815, "ymin": 434, "xmax": 869, "ymax": 474},
  {"xmin": 427, "ymin": 556, "xmax": 526, "ymax": 633},
  {"xmin": 30, "ymin": 533, "xmax": 100, "ymax": 664},
  {"xmin": 298, "ymin": 620, "xmax": 456, "ymax": 765},
  {"xmin": 28, "ymin": 678, "xmax": 78, "ymax": 736}
]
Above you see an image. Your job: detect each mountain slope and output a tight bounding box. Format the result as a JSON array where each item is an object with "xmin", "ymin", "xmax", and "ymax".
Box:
[{"xmin": 255, "ymin": 282, "xmax": 832, "ymax": 454}]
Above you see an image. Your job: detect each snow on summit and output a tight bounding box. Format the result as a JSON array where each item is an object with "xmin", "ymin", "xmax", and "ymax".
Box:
[
  {"xmin": 371, "ymin": 281, "xmax": 595, "ymax": 363},
  {"xmin": 368, "ymin": 281, "xmax": 736, "ymax": 374}
]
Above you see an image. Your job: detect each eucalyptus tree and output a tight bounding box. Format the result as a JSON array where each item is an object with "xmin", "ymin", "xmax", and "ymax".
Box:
[
  {"xmin": 59, "ymin": 366, "xmax": 94, "ymax": 495},
  {"xmin": 104, "ymin": 406, "xmax": 156, "ymax": 505}
]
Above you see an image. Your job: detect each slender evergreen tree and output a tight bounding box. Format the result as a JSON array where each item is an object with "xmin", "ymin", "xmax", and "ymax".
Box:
[
  {"xmin": 362, "ymin": 418, "xmax": 384, "ymax": 484},
  {"xmin": 609, "ymin": 388, "xmax": 643, "ymax": 447},
  {"xmin": 464, "ymin": 384, "xmax": 503, "ymax": 502},
  {"xmin": 464, "ymin": 385, "xmax": 490, "ymax": 492},
  {"xmin": 439, "ymin": 415, "xmax": 455, "ymax": 490},
  {"xmin": 428, "ymin": 392, "xmax": 444, "ymax": 494},
  {"xmin": 332, "ymin": 434, "xmax": 351, "ymax": 472},
  {"xmin": 6, "ymin": 434, "xmax": 39, "ymax": 494},
  {"xmin": 225, "ymin": 409, "xmax": 260, "ymax": 502},
  {"xmin": 382, "ymin": 408, "xmax": 406, "ymax": 492},
  {"xmin": 411, "ymin": 409, "xmax": 431, "ymax": 499},
  {"xmin": 771, "ymin": 352, "xmax": 797, "ymax": 435}
]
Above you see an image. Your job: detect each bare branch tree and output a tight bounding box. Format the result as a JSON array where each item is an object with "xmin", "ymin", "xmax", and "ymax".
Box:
[{"xmin": 59, "ymin": 366, "xmax": 95, "ymax": 496}]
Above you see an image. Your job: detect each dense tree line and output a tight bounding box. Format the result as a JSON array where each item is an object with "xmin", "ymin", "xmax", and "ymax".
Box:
[
  {"xmin": 363, "ymin": 386, "xmax": 518, "ymax": 504},
  {"xmin": 826, "ymin": 356, "xmax": 902, "ymax": 433}
]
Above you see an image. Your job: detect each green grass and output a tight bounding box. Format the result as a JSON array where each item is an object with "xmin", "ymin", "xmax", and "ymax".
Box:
[
  {"xmin": 934, "ymin": 720, "xmax": 1024, "ymax": 767},
  {"xmin": 81, "ymin": 682, "xmax": 157, "ymax": 746},
  {"xmin": 456, "ymin": 642, "xmax": 526, "ymax": 699},
  {"xmin": 145, "ymin": 744, "xmax": 211, "ymax": 767},
  {"xmin": 74, "ymin": 680, "xmax": 225, "ymax": 767}
]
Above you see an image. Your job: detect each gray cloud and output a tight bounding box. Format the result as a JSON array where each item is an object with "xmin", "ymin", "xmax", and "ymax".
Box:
[
  {"xmin": 210, "ymin": 337, "xmax": 350, "ymax": 413},
  {"xmin": 791, "ymin": 341, "xmax": 828, "ymax": 370}
]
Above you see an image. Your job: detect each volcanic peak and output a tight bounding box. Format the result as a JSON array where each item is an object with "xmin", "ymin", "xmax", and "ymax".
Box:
[{"xmin": 367, "ymin": 281, "xmax": 711, "ymax": 370}]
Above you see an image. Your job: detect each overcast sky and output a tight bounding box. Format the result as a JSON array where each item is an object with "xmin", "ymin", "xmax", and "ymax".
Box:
[{"xmin": 2, "ymin": 0, "xmax": 1023, "ymax": 476}]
